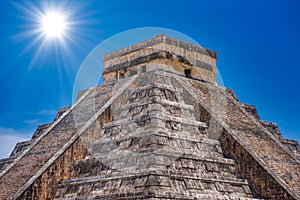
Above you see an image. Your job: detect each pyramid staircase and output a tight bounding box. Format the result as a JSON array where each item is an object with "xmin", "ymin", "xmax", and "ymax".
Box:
[{"xmin": 54, "ymin": 71, "xmax": 256, "ymax": 199}]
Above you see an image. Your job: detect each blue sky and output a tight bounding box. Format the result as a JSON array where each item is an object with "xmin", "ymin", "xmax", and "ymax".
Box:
[{"xmin": 0, "ymin": 0, "xmax": 299, "ymax": 159}]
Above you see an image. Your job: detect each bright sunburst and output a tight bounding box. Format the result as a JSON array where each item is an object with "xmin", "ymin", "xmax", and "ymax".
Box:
[
  {"xmin": 41, "ymin": 12, "xmax": 66, "ymax": 38},
  {"xmin": 12, "ymin": 1, "xmax": 98, "ymax": 69}
]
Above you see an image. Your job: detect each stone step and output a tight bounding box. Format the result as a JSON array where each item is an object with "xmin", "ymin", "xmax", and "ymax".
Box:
[
  {"xmin": 115, "ymin": 104, "xmax": 197, "ymax": 123},
  {"xmin": 97, "ymin": 126, "xmax": 208, "ymax": 143},
  {"xmin": 56, "ymin": 170, "xmax": 254, "ymax": 199},
  {"xmin": 88, "ymin": 131, "xmax": 217, "ymax": 153},
  {"xmin": 70, "ymin": 151, "xmax": 237, "ymax": 180},
  {"xmin": 132, "ymin": 82, "xmax": 183, "ymax": 95},
  {"xmin": 55, "ymin": 196, "xmax": 258, "ymax": 200},
  {"xmin": 102, "ymin": 112, "xmax": 206, "ymax": 132}
]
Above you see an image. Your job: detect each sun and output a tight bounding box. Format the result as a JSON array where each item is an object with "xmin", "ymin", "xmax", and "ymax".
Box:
[
  {"xmin": 12, "ymin": 0, "xmax": 97, "ymax": 68},
  {"xmin": 41, "ymin": 12, "xmax": 66, "ymax": 38}
]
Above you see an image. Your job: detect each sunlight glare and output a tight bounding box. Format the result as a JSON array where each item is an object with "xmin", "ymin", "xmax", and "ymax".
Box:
[
  {"xmin": 13, "ymin": 0, "xmax": 95, "ymax": 69},
  {"xmin": 41, "ymin": 12, "xmax": 66, "ymax": 38}
]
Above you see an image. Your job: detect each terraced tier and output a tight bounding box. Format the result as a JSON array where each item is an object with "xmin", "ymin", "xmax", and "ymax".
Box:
[
  {"xmin": 55, "ymin": 170, "xmax": 254, "ymax": 199},
  {"xmin": 183, "ymin": 77, "xmax": 300, "ymax": 199},
  {"xmin": 0, "ymin": 80, "xmax": 120, "ymax": 200}
]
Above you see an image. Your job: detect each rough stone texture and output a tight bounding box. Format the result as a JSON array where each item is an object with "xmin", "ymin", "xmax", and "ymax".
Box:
[
  {"xmin": 186, "ymin": 78, "xmax": 300, "ymax": 199},
  {"xmin": 0, "ymin": 140, "xmax": 32, "ymax": 172},
  {"xmin": 0, "ymin": 35, "xmax": 299, "ymax": 200},
  {"xmin": 103, "ymin": 35, "xmax": 217, "ymax": 83},
  {"xmin": 242, "ymin": 104, "xmax": 260, "ymax": 120},
  {"xmin": 18, "ymin": 138, "xmax": 87, "ymax": 200},
  {"xmin": 53, "ymin": 71, "xmax": 254, "ymax": 199},
  {"xmin": 0, "ymin": 79, "xmax": 123, "ymax": 199}
]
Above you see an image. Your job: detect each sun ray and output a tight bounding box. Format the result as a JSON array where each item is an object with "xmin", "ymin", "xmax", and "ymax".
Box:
[{"xmin": 19, "ymin": 34, "xmax": 44, "ymax": 56}]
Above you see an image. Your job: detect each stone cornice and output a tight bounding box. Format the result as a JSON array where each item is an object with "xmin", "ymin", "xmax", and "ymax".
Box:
[
  {"xmin": 103, "ymin": 35, "xmax": 217, "ymax": 62},
  {"xmin": 103, "ymin": 50, "xmax": 214, "ymax": 74}
]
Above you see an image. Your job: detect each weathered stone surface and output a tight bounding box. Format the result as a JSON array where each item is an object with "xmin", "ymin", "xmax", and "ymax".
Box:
[
  {"xmin": 186, "ymin": 78, "xmax": 300, "ymax": 199},
  {"xmin": 0, "ymin": 35, "xmax": 299, "ymax": 200}
]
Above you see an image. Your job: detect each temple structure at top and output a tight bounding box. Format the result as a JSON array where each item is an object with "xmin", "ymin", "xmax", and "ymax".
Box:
[{"xmin": 102, "ymin": 35, "xmax": 217, "ymax": 83}]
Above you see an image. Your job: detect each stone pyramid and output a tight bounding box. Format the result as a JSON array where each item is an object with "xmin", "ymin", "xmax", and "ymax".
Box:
[{"xmin": 0, "ymin": 35, "xmax": 299, "ymax": 200}]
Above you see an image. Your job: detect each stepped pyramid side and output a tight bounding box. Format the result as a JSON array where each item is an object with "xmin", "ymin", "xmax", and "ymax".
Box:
[
  {"xmin": 0, "ymin": 35, "xmax": 299, "ymax": 200},
  {"xmin": 53, "ymin": 71, "xmax": 255, "ymax": 199}
]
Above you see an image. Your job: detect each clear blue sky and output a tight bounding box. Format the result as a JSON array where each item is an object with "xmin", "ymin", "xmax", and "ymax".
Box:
[{"xmin": 0, "ymin": 0, "xmax": 299, "ymax": 159}]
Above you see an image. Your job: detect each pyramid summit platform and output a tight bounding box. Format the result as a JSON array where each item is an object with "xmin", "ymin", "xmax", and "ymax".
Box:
[{"xmin": 0, "ymin": 35, "xmax": 299, "ymax": 199}]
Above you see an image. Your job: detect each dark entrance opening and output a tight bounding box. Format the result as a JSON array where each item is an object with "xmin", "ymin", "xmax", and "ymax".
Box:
[{"xmin": 184, "ymin": 69, "xmax": 192, "ymax": 78}]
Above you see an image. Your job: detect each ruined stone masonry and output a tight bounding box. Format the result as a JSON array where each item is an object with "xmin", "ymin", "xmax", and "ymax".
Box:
[{"xmin": 0, "ymin": 35, "xmax": 299, "ymax": 199}]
